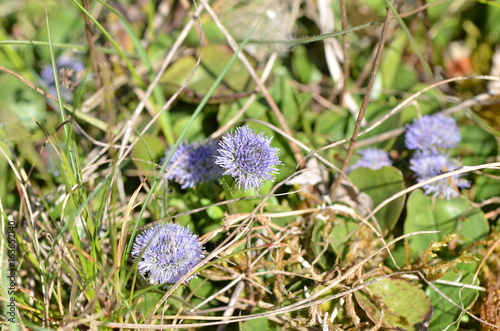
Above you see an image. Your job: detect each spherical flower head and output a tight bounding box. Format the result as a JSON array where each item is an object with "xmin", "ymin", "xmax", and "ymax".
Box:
[
  {"xmin": 132, "ymin": 223, "xmax": 205, "ymax": 284},
  {"xmin": 41, "ymin": 56, "xmax": 85, "ymax": 101},
  {"xmin": 405, "ymin": 114, "xmax": 461, "ymax": 152},
  {"xmin": 409, "ymin": 150, "xmax": 470, "ymax": 199},
  {"xmin": 350, "ymin": 148, "xmax": 392, "ymax": 171},
  {"xmin": 164, "ymin": 140, "xmax": 222, "ymax": 189},
  {"xmin": 215, "ymin": 125, "xmax": 283, "ymax": 191}
]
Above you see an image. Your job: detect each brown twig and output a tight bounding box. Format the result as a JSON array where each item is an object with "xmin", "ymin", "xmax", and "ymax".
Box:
[
  {"xmin": 0, "ymin": 65, "xmax": 58, "ymax": 101},
  {"xmin": 330, "ymin": 9, "xmax": 393, "ymax": 199},
  {"xmin": 82, "ymin": 0, "xmax": 101, "ymax": 91}
]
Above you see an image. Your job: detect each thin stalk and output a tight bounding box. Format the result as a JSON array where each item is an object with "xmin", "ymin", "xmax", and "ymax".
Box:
[{"xmin": 330, "ymin": 9, "xmax": 393, "ymax": 200}]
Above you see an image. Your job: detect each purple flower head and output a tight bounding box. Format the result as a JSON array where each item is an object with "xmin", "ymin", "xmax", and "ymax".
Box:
[
  {"xmin": 350, "ymin": 148, "xmax": 392, "ymax": 171},
  {"xmin": 41, "ymin": 56, "xmax": 85, "ymax": 102},
  {"xmin": 405, "ymin": 114, "xmax": 461, "ymax": 152},
  {"xmin": 132, "ymin": 223, "xmax": 205, "ymax": 284},
  {"xmin": 164, "ymin": 140, "xmax": 222, "ymax": 189},
  {"xmin": 215, "ymin": 125, "xmax": 283, "ymax": 191},
  {"xmin": 409, "ymin": 150, "xmax": 470, "ymax": 199}
]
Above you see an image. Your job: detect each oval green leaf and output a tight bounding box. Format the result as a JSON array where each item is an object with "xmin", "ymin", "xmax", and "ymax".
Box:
[
  {"xmin": 348, "ymin": 166, "xmax": 406, "ymax": 233},
  {"xmin": 404, "ymin": 190, "xmax": 489, "ymax": 259},
  {"xmin": 354, "ymin": 277, "xmax": 433, "ymax": 330},
  {"xmin": 426, "ymin": 269, "xmax": 479, "ymax": 331}
]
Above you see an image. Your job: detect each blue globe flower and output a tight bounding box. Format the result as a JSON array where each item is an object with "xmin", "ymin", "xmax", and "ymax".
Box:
[
  {"xmin": 350, "ymin": 148, "xmax": 392, "ymax": 171},
  {"xmin": 405, "ymin": 114, "xmax": 461, "ymax": 152},
  {"xmin": 215, "ymin": 125, "xmax": 283, "ymax": 191},
  {"xmin": 41, "ymin": 56, "xmax": 85, "ymax": 102},
  {"xmin": 163, "ymin": 140, "xmax": 222, "ymax": 189},
  {"xmin": 132, "ymin": 223, "xmax": 205, "ymax": 284},
  {"xmin": 409, "ymin": 150, "xmax": 470, "ymax": 199}
]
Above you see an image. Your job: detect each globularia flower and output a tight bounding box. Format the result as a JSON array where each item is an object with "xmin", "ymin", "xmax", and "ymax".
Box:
[
  {"xmin": 132, "ymin": 223, "xmax": 204, "ymax": 284},
  {"xmin": 405, "ymin": 114, "xmax": 461, "ymax": 152},
  {"xmin": 164, "ymin": 140, "xmax": 222, "ymax": 189},
  {"xmin": 215, "ymin": 125, "xmax": 283, "ymax": 190},
  {"xmin": 409, "ymin": 151, "xmax": 470, "ymax": 199},
  {"xmin": 41, "ymin": 56, "xmax": 85, "ymax": 101},
  {"xmin": 350, "ymin": 148, "xmax": 392, "ymax": 171}
]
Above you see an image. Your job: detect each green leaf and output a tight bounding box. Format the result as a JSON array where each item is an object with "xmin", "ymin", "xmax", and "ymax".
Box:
[
  {"xmin": 363, "ymin": 101, "xmax": 402, "ymax": 147},
  {"xmin": 474, "ymin": 169, "xmax": 500, "ymax": 202},
  {"xmin": 131, "ymin": 134, "xmax": 166, "ymax": 172},
  {"xmin": 220, "ymin": 176, "xmax": 258, "ymax": 215},
  {"xmin": 0, "ymin": 75, "xmax": 45, "ymax": 130},
  {"xmin": 392, "ymin": 63, "xmax": 418, "ymax": 91},
  {"xmin": 354, "ymin": 277, "xmax": 433, "ymax": 331},
  {"xmin": 36, "ymin": 4, "xmax": 84, "ymax": 59},
  {"xmin": 291, "ymin": 44, "xmax": 320, "ymax": 84},
  {"xmin": 426, "ymin": 269, "xmax": 480, "ymax": 331},
  {"xmin": 484, "ymin": 4, "xmax": 500, "ymax": 43},
  {"xmin": 381, "ymin": 30, "xmax": 407, "ymax": 89},
  {"xmin": 458, "ymin": 124, "xmax": 497, "ymax": 166},
  {"xmin": 160, "ymin": 44, "xmax": 257, "ymax": 103},
  {"xmin": 309, "ymin": 217, "xmax": 333, "ymax": 268},
  {"xmin": 206, "ymin": 205, "xmax": 224, "ymax": 221},
  {"xmin": 404, "ymin": 190, "xmax": 489, "ymax": 259},
  {"xmin": 348, "ymin": 167, "xmax": 406, "ymax": 233},
  {"xmin": 315, "ymin": 110, "xmax": 353, "ymax": 142},
  {"xmin": 329, "ymin": 218, "xmax": 359, "ymax": 257},
  {"xmin": 218, "ymin": 98, "xmax": 267, "ymax": 125},
  {"xmin": 309, "ymin": 214, "xmax": 358, "ymax": 268},
  {"xmin": 189, "ymin": 277, "xmax": 215, "ymax": 298},
  {"xmin": 172, "ymin": 114, "xmax": 204, "ymax": 142},
  {"xmin": 400, "ymin": 87, "xmax": 441, "ymax": 124},
  {"xmin": 239, "ymin": 317, "xmax": 268, "ymax": 331},
  {"xmin": 275, "ymin": 73, "xmax": 300, "ymax": 127}
]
